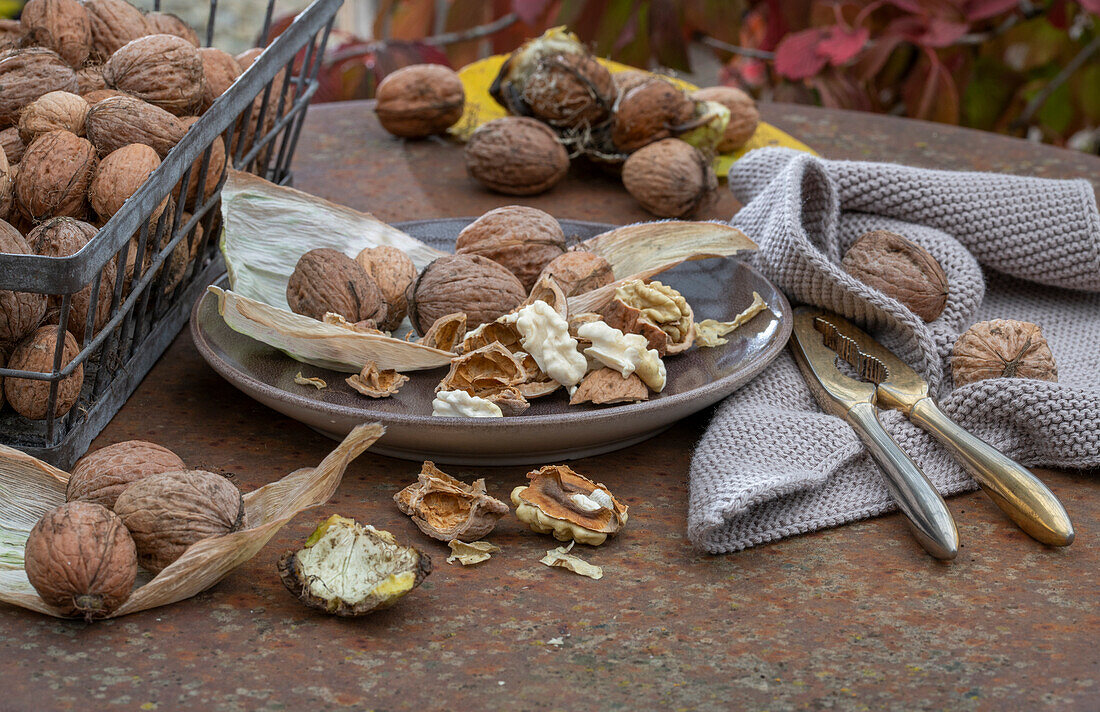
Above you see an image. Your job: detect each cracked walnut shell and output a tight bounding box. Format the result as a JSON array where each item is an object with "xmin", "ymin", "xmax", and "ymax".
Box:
[
  {"xmin": 952, "ymin": 319, "xmax": 1057, "ymax": 387},
  {"xmin": 346, "ymin": 361, "xmax": 409, "ymax": 398},
  {"xmin": 437, "ymin": 342, "xmax": 528, "ymax": 395},
  {"xmin": 570, "ymin": 367, "xmax": 649, "ymax": 406},
  {"xmin": 511, "ymin": 465, "xmax": 628, "ymax": 545},
  {"xmin": 395, "ymin": 462, "xmax": 509, "ymax": 542},
  {"xmin": 603, "ymin": 279, "xmax": 694, "ymax": 356},
  {"xmin": 842, "ymin": 230, "xmax": 948, "ymax": 323},
  {"xmin": 67, "ymin": 440, "xmax": 187, "ymax": 510}
]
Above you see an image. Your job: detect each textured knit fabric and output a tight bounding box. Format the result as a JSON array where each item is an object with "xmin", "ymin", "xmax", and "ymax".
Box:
[{"xmin": 688, "ymin": 147, "xmax": 1100, "ymax": 554}]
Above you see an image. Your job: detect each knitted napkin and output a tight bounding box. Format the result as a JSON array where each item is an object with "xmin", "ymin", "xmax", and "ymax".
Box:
[{"xmin": 688, "ymin": 147, "xmax": 1100, "ymax": 554}]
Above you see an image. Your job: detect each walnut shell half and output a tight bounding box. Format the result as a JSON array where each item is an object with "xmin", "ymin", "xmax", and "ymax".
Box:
[
  {"xmin": 394, "ymin": 462, "xmax": 510, "ymax": 542},
  {"xmin": 511, "ymin": 465, "xmax": 628, "ymax": 545},
  {"xmin": 842, "ymin": 230, "xmax": 949, "ymax": 323},
  {"xmin": 952, "ymin": 319, "xmax": 1057, "ymax": 387}
]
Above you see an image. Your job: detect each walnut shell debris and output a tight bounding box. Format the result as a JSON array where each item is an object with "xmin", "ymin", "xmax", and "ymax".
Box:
[
  {"xmin": 0, "ymin": 47, "xmax": 79, "ymax": 127},
  {"xmin": 89, "ymin": 143, "xmax": 163, "ymax": 220},
  {"xmin": 66, "ymin": 439, "xmax": 186, "ymax": 510},
  {"xmin": 4, "ymin": 325, "xmax": 83, "ymax": 419},
  {"xmin": 521, "ymin": 273, "xmax": 568, "ymax": 318},
  {"xmin": 537, "ymin": 249, "xmax": 614, "ymax": 297},
  {"xmin": 20, "ymin": 0, "xmax": 92, "ymax": 68},
  {"xmin": 407, "ymin": 253, "xmax": 526, "ymax": 334},
  {"xmin": 287, "ymin": 248, "xmax": 387, "ymax": 324},
  {"xmin": 374, "ymin": 63, "xmax": 465, "ymax": 138},
  {"xmin": 522, "ymin": 52, "xmax": 616, "ymax": 130},
  {"xmin": 17, "ymin": 90, "xmax": 89, "ymax": 144},
  {"xmin": 511, "ymin": 465, "xmax": 628, "ymax": 545},
  {"xmin": 24, "ymin": 501, "xmax": 137, "ymax": 620},
  {"xmin": 395, "ymin": 461, "xmax": 509, "ymax": 542},
  {"xmin": 952, "ymin": 319, "xmax": 1058, "ymax": 388},
  {"xmin": 346, "ymin": 361, "xmax": 409, "ymax": 398},
  {"xmin": 355, "ymin": 245, "xmax": 417, "ymax": 332},
  {"xmin": 603, "ymin": 279, "xmax": 694, "ymax": 355},
  {"xmin": 83, "ymin": 0, "xmax": 151, "ymax": 61},
  {"xmin": 14, "ymin": 129, "xmax": 96, "ymax": 221},
  {"xmin": 114, "ymin": 469, "xmax": 246, "ymax": 574},
  {"xmin": 436, "ymin": 342, "xmax": 529, "ymax": 406},
  {"xmin": 146, "ymin": 12, "xmax": 200, "ymax": 47},
  {"xmin": 842, "ymin": 230, "xmax": 949, "ymax": 322},
  {"xmin": 85, "ymin": 95, "xmax": 187, "ymax": 158},
  {"xmin": 690, "ymin": 86, "xmax": 759, "ymax": 152},
  {"xmin": 611, "ymin": 80, "xmax": 695, "ymax": 153},
  {"xmin": 0, "ymin": 224, "xmax": 47, "ymax": 348},
  {"xmin": 28, "ymin": 217, "xmax": 114, "ymax": 340},
  {"xmin": 103, "ymin": 34, "xmax": 205, "ymax": 117},
  {"xmin": 465, "ymin": 116, "xmax": 569, "ymax": 196},
  {"xmin": 456, "ymin": 205, "xmax": 567, "ymax": 291},
  {"xmin": 570, "ymin": 368, "xmax": 649, "ymax": 406},
  {"xmin": 198, "ymin": 47, "xmax": 241, "ymax": 114},
  {"xmin": 414, "ymin": 311, "xmax": 466, "ymax": 352},
  {"xmin": 621, "ymin": 138, "xmax": 717, "ymax": 218}
]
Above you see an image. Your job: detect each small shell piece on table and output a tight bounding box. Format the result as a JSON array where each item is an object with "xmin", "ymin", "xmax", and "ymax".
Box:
[
  {"xmin": 447, "ymin": 539, "xmax": 500, "ymax": 566},
  {"xmin": 539, "ymin": 541, "xmax": 603, "ymax": 580},
  {"xmin": 570, "ymin": 368, "xmax": 649, "ymax": 406},
  {"xmin": 346, "ymin": 361, "xmax": 409, "ymax": 398},
  {"xmin": 511, "ymin": 465, "xmax": 628, "ymax": 545},
  {"xmin": 395, "ymin": 461, "xmax": 510, "ymax": 542}
]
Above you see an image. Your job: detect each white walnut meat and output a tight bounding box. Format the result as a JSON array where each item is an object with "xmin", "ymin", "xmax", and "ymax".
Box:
[
  {"xmin": 278, "ymin": 514, "xmax": 431, "ymax": 617},
  {"xmin": 603, "ymin": 279, "xmax": 694, "ymax": 356},
  {"xmin": 511, "ymin": 465, "xmax": 628, "ymax": 545},
  {"xmin": 569, "ymin": 367, "xmax": 649, "ymax": 406},
  {"xmin": 952, "ymin": 319, "xmax": 1058, "ymax": 387},
  {"xmin": 432, "ymin": 389, "xmax": 503, "ymax": 417},
  {"xmin": 394, "ymin": 461, "xmax": 510, "ymax": 542},
  {"xmin": 577, "ymin": 320, "xmax": 666, "ymax": 392},
  {"xmin": 460, "ymin": 317, "xmax": 557, "ymax": 399},
  {"xmin": 346, "ymin": 360, "xmax": 409, "ymax": 398},
  {"xmin": 507, "ymin": 299, "xmax": 586, "ymax": 388}
]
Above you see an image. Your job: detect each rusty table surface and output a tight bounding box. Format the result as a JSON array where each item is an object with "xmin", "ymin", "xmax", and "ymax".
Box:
[{"xmin": 2, "ymin": 102, "xmax": 1098, "ymax": 712}]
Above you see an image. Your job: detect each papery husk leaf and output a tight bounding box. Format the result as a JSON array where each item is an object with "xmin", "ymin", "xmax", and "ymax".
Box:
[
  {"xmin": 578, "ymin": 221, "xmax": 756, "ymax": 280},
  {"xmin": 0, "ymin": 423, "xmax": 386, "ymax": 619},
  {"xmin": 447, "ymin": 539, "xmax": 500, "ymax": 566},
  {"xmin": 539, "ymin": 541, "xmax": 603, "ymax": 580},
  {"xmin": 220, "ymin": 170, "xmax": 446, "ymax": 311},
  {"xmin": 213, "ymin": 286, "xmax": 454, "ymax": 373}
]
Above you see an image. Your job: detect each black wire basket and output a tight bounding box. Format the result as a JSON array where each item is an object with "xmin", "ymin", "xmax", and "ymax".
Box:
[{"xmin": 0, "ymin": 0, "xmax": 341, "ymax": 468}]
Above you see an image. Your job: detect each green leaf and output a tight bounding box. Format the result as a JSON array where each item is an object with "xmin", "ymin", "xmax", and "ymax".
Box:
[
  {"xmin": 1037, "ymin": 80, "xmax": 1073, "ymax": 135},
  {"xmin": 1074, "ymin": 63, "xmax": 1100, "ymax": 123},
  {"xmin": 963, "ymin": 58, "xmax": 1017, "ymax": 131}
]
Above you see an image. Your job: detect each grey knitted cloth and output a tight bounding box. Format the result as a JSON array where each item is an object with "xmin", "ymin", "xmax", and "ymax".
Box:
[{"xmin": 688, "ymin": 147, "xmax": 1100, "ymax": 554}]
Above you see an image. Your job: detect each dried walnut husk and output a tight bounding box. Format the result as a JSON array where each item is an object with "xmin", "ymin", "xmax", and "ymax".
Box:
[
  {"xmin": 355, "ymin": 245, "xmax": 417, "ymax": 332},
  {"xmin": 570, "ymin": 367, "xmax": 649, "ymax": 406},
  {"xmin": 512, "ymin": 465, "xmax": 628, "ymax": 545},
  {"xmin": 603, "ymin": 279, "xmax": 694, "ymax": 355},
  {"xmin": 66, "ymin": 439, "xmax": 186, "ymax": 510},
  {"xmin": 538, "ymin": 250, "xmax": 614, "ymax": 297},
  {"xmin": 522, "ymin": 52, "xmax": 616, "ymax": 130},
  {"xmin": 455, "ymin": 205, "xmax": 566, "ymax": 291},
  {"xmin": 374, "ymin": 63, "xmax": 465, "ymax": 138},
  {"xmin": 952, "ymin": 319, "xmax": 1058, "ymax": 387},
  {"xmin": 689, "ymin": 86, "xmax": 758, "ymax": 152},
  {"xmin": 465, "ymin": 116, "xmax": 570, "ymax": 196},
  {"xmin": 611, "ymin": 80, "xmax": 695, "ymax": 153},
  {"xmin": 346, "ymin": 361, "xmax": 409, "ymax": 398},
  {"xmin": 24, "ymin": 501, "xmax": 137, "ymax": 620},
  {"xmin": 287, "ymin": 248, "xmax": 387, "ymax": 325},
  {"xmin": 4, "ymin": 325, "xmax": 82, "ymax": 419},
  {"xmin": 278, "ymin": 514, "xmax": 431, "ymax": 617},
  {"xmin": 28, "ymin": 217, "xmax": 115, "ymax": 340},
  {"xmin": 114, "ymin": 469, "xmax": 246, "ymax": 574},
  {"xmin": 407, "ymin": 253, "xmax": 525, "ymax": 334},
  {"xmin": 622, "ymin": 138, "xmax": 716, "ymax": 218},
  {"xmin": 395, "ymin": 461, "xmax": 510, "ymax": 542},
  {"xmin": 842, "ymin": 230, "xmax": 948, "ymax": 323}
]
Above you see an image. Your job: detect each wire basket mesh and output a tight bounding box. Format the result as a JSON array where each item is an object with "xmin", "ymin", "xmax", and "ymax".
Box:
[{"xmin": 0, "ymin": 0, "xmax": 340, "ymax": 468}]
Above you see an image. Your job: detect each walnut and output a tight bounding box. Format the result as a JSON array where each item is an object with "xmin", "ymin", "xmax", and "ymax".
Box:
[
  {"xmin": 0, "ymin": 224, "xmax": 47, "ymax": 349},
  {"xmin": 842, "ymin": 230, "xmax": 949, "ymax": 322},
  {"xmin": 0, "ymin": 48, "xmax": 78, "ymax": 126},
  {"xmin": 4, "ymin": 325, "xmax": 82, "ymax": 419},
  {"xmin": 76, "ymin": 65, "xmax": 106, "ymax": 94},
  {"xmin": 521, "ymin": 52, "xmax": 616, "ymax": 129},
  {"xmin": 1, "ymin": 127, "xmax": 25, "ymax": 164},
  {"xmin": 28, "ymin": 217, "xmax": 114, "ymax": 340},
  {"xmin": 0, "ymin": 19, "xmax": 21, "ymax": 50},
  {"xmin": 570, "ymin": 367, "xmax": 649, "ymax": 406},
  {"xmin": 81, "ymin": 88, "xmax": 124, "ymax": 105},
  {"xmin": 374, "ymin": 63, "xmax": 465, "ymax": 138},
  {"xmin": 407, "ymin": 253, "xmax": 526, "ymax": 334},
  {"xmin": 19, "ymin": 0, "xmax": 91, "ymax": 68},
  {"xmin": 603, "ymin": 279, "xmax": 694, "ymax": 355},
  {"xmin": 85, "ymin": 95, "xmax": 187, "ymax": 158},
  {"xmin": 287, "ymin": 248, "xmax": 387, "ymax": 324},
  {"xmin": 690, "ymin": 86, "xmax": 759, "ymax": 152},
  {"xmin": 355, "ymin": 245, "xmax": 417, "ymax": 331},
  {"xmin": 455, "ymin": 206, "xmax": 566, "ymax": 291},
  {"xmin": 538, "ymin": 250, "xmax": 614, "ymax": 297},
  {"xmin": 17, "ymin": 90, "xmax": 89, "ymax": 144},
  {"xmin": 611, "ymin": 80, "xmax": 695, "ymax": 153},
  {"xmin": 952, "ymin": 320, "xmax": 1057, "ymax": 387},
  {"xmin": 621, "ymin": 138, "xmax": 717, "ymax": 218},
  {"xmin": 198, "ymin": 47, "xmax": 241, "ymax": 113},
  {"xmin": 346, "ymin": 361, "xmax": 409, "ymax": 398},
  {"xmin": 23, "ymin": 501, "xmax": 137, "ymax": 619},
  {"xmin": 0, "ymin": 148, "xmax": 11, "ymax": 222},
  {"xmin": 394, "ymin": 461, "xmax": 509, "ymax": 541},
  {"xmin": 414, "ymin": 312, "xmax": 466, "ymax": 352},
  {"xmin": 88, "ymin": 143, "xmax": 164, "ymax": 221},
  {"xmin": 278, "ymin": 514, "xmax": 431, "ymax": 617},
  {"xmin": 14, "ymin": 129, "xmax": 96, "ymax": 221},
  {"xmin": 511, "ymin": 465, "xmax": 628, "ymax": 545},
  {"xmin": 465, "ymin": 116, "xmax": 570, "ymax": 196},
  {"xmin": 612, "ymin": 69, "xmax": 657, "ymax": 96},
  {"xmin": 83, "ymin": 0, "xmax": 150, "ymax": 61},
  {"xmin": 146, "ymin": 12, "xmax": 200, "ymax": 47},
  {"xmin": 102, "ymin": 34, "xmax": 205, "ymax": 116},
  {"xmin": 66, "ymin": 440, "xmax": 186, "ymax": 510},
  {"xmin": 114, "ymin": 470, "xmax": 246, "ymax": 574}
]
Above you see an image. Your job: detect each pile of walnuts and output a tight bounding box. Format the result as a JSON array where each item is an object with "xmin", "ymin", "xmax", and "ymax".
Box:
[
  {"xmin": 23, "ymin": 439, "xmax": 245, "ymax": 619},
  {"xmin": 370, "ymin": 28, "xmax": 761, "ymax": 218},
  {"xmin": 0, "ymin": 0, "xmax": 281, "ymax": 421}
]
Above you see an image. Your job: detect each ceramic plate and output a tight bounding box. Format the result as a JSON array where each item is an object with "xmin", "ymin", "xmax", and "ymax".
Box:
[{"xmin": 191, "ymin": 219, "xmax": 792, "ymax": 465}]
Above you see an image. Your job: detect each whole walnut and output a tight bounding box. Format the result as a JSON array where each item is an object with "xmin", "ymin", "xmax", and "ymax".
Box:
[
  {"xmin": 198, "ymin": 47, "xmax": 241, "ymax": 113},
  {"xmin": 287, "ymin": 248, "xmax": 387, "ymax": 324},
  {"xmin": 0, "ymin": 47, "xmax": 79, "ymax": 126},
  {"xmin": 0, "ymin": 223, "xmax": 47, "ymax": 349},
  {"xmin": 621, "ymin": 138, "xmax": 717, "ymax": 218},
  {"xmin": 690, "ymin": 86, "xmax": 759, "ymax": 152},
  {"xmin": 374, "ymin": 63, "xmax": 465, "ymax": 138},
  {"xmin": 455, "ymin": 205, "xmax": 567, "ymax": 291},
  {"xmin": 85, "ymin": 95, "xmax": 187, "ymax": 158},
  {"xmin": 83, "ymin": 0, "xmax": 151, "ymax": 61},
  {"xmin": 89, "ymin": 143, "xmax": 164, "ymax": 221},
  {"xmin": 114, "ymin": 469, "xmax": 246, "ymax": 574},
  {"xmin": 355, "ymin": 245, "xmax": 416, "ymax": 332},
  {"xmin": 146, "ymin": 12, "xmax": 200, "ymax": 47},
  {"xmin": 611, "ymin": 69, "xmax": 655, "ymax": 96},
  {"xmin": 465, "ymin": 117, "xmax": 569, "ymax": 196},
  {"xmin": 20, "ymin": 0, "xmax": 92, "ymax": 68},
  {"xmin": 407, "ymin": 253, "xmax": 526, "ymax": 334},
  {"xmin": 0, "ymin": 19, "xmax": 21, "ymax": 49},
  {"xmin": 103, "ymin": 34, "xmax": 205, "ymax": 117},
  {"xmin": 538, "ymin": 249, "xmax": 614, "ymax": 297},
  {"xmin": 76, "ymin": 65, "xmax": 106, "ymax": 95},
  {"xmin": 14, "ymin": 130, "xmax": 96, "ymax": 221},
  {"xmin": 842, "ymin": 230, "xmax": 949, "ymax": 323},
  {"xmin": 67, "ymin": 439, "xmax": 186, "ymax": 510},
  {"xmin": 17, "ymin": 90, "xmax": 89, "ymax": 144},
  {"xmin": 175, "ymin": 116, "xmax": 225, "ymax": 205},
  {"xmin": 28, "ymin": 217, "xmax": 115, "ymax": 340},
  {"xmin": 952, "ymin": 320, "xmax": 1058, "ymax": 387},
  {"xmin": 4, "ymin": 325, "xmax": 83, "ymax": 419},
  {"xmin": 611, "ymin": 80, "xmax": 695, "ymax": 153},
  {"xmin": 24, "ymin": 501, "xmax": 137, "ymax": 619},
  {"xmin": 522, "ymin": 53, "xmax": 616, "ymax": 129}
]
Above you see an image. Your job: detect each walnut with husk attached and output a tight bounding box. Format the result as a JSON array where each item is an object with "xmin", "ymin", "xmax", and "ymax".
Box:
[
  {"xmin": 570, "ymin": 367, "xmax": 649, "ymax": 406},
  {"xmin": 346, "ymin": 361, "xmax": 409, "ymax": 398},
  {"xmin": 436, "ymin": 342, "xmax": 530, "ymax": 416},
  {"xmin": 455, "ymin": 205, "xmax": 566, "ymax": 291},
  {"xmin": 537, "ymin": 249, "xmax": 614, "ymax": 297},
  {"xmin": 511, "ymin": 465, "xmax": 628, "ymax": 545},
  {"xmin": 602, "ymin": 279, "xmax": 694, "ymax": 356},
  {"xmin": 610, "ymin": 80, "xmax": 696, "ymax": 153},
  {"xmin": 286, "ymin": 248, "xmax": 388, "ymax": 325},
  {"xmin": 278, "ymin": 514, "xmax": 431, "ymax": 617},
  {"xmin": 690, "ymin": 86, "xmax": 759, "ymax": 152},
  {"xmin": 395, "ymin": 461, "xmax": 510, "ymax": 542},
  {"xmin": 952, "ymin": 319, "xmax": 1058, "ymax": 387}
]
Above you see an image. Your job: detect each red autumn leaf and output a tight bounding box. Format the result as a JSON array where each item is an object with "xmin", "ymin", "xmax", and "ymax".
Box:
[
  {"xmin": 511, "ymin": 0, "xmax": 554, "ymax": 26},
  {"xmin": 964, "ymin": 0, "xmax": 1019, "ymax": 22},
  {"xmin": 1047, "ymin": 0, "xmax": 1069, "ymax": 29},
  {"xmin": 817, "ymin": 26, "xmax": 870, "ymax": 65},
  {"xmin": 774, "ymin": 27, "xmax": 829, "ymax": 79},
  {"xmin": 922, "ymin": 17, "xmax": 970, "ymax": 47},
  {"xmin": 884, "ymin": 0, "xmax": 927, "ymax": 15},
  {"xmin": 1079, "ymin": 0, "xmax": 1100, "ymax": 13},
  {"xmin": 901, "ymin": 51, "xmax": 959, "ymax": 123}
]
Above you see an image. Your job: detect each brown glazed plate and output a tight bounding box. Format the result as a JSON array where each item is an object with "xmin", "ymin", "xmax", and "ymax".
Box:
[{"xmin": 191, "ymin": 219, "xmax": 792, "ymax": 465}]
